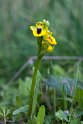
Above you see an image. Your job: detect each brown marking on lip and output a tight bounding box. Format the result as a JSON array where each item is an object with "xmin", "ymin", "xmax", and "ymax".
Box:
[
  {"xmin": 48, "ymin": 36, "xmax": 53, "ymax": 42},
  {"xmin": 37, "ymin": 28, "xmax": 42, "ymax": 34}
]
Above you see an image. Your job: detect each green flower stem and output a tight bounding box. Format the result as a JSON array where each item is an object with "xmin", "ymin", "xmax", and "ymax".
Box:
[{"xmin": 28, "ymin": 57, "xmax": 41, "ymax": 119}]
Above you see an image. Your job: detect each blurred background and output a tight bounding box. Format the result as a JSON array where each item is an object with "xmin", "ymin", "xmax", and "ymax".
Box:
[{"xmin": 0, "ymin": 0, "xmax": 83, "ymax": 81}]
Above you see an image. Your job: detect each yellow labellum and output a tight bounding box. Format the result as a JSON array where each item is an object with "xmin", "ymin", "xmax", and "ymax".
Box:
[{"xmin": 30, "ymin": 26, "xmax": 48, "ymax": 37}]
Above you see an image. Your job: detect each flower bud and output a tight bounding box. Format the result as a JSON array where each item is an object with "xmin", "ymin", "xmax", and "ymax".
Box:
[{"xmin": 43, "ymin": 19, "xmax": 50, "ymax": 27}]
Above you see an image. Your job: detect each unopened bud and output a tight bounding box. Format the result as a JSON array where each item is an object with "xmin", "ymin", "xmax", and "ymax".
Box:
[{"xmin": 43, "ymin": 19, "xmax": 50, "ymax": 27}]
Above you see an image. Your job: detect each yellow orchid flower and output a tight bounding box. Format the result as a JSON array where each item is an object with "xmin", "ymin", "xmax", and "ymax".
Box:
[
  {"xmin": 44, "ymin": 35, "xmax": 57, "ymax": 45},
  {"xmin": 30, "ymin": 21, "xmax": 48, "ymax": 37}
]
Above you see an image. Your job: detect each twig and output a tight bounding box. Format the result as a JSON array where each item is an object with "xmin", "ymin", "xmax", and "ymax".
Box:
[{"xmin": 8, "ymin": 56, "xmax": 83, "ymax": 84}]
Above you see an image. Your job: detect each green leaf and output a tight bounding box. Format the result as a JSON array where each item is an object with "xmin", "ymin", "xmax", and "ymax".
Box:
[
  {"xmin": 81, "ymin": 121, "xmax": 83, "ymax": 124},
  {"xmin": 36, "ymin": 70, "xmax": 42, "ymax": 84},
  {"xmin": 13, "ymin": 105, "xmax": 28, "ymax": 115},
  {"xmin": 16, "ymin": 96, "xmax": 22, "ymax": 107},
  {"xmin": 28, "ymin": 116, "xmax": 37, "ymax": 124},
  {"xmin": 0, "ymin": 107, "xmax": 11, "ymax": 117},
  {"xmin": 0, "ymin": 111, "xmax": 3, "ymax": 117},
  {"xmin": 18, "ymin": 77, "xmax": 32, "ymax": 97},
  {"xmin": 74, "ymin": 87, "xmax": 83, "ymax": 107},
  {"xmin": 52, "ymin": 65, "xmax": 66, "ymax": 76},
  {"xmin": 6, "ymin": 109, "xmax": 11, "ymax": 116},
  {"xmin": 37, "ymin": 105, "xmax": 45, "ymax": 124},
  {"xmin": 55, "ymin": 110, "xmax": 69, "ymax": 122},
  {"xmin": 70, "ymin": 118, "xmax": 81, "ymax": 124},
  {"xmin": 45, "ymin": 75, "xmax": 83, "ymax": 97},
  {"xmin": 55, "ymin": 110, "xmax": 64, "ymax": 120}
]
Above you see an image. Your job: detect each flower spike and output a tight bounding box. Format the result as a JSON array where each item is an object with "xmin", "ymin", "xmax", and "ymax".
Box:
[{"xmin": 30, "ymin": 19, "xmax": 57, "ymax": 53}]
